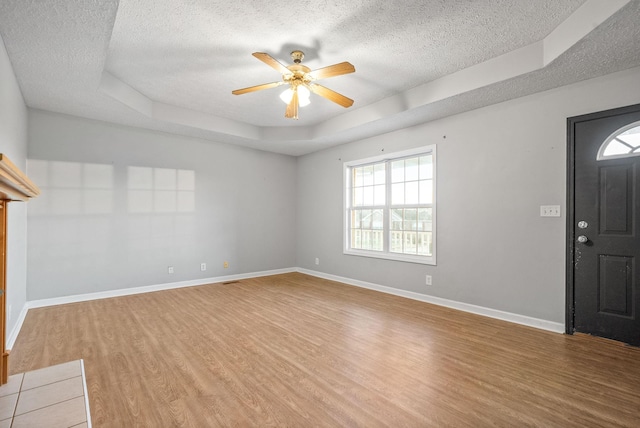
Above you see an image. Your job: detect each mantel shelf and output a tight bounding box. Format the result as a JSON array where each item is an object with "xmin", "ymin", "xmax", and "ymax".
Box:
[{"xmin": 0, "ymin": 154, "xmax": 40, "ymax": 201}]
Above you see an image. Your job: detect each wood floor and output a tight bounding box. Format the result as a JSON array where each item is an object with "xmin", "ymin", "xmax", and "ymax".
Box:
[{"xmin": 9, "ymin": 273, "xmax": 640, "ymax": 427}]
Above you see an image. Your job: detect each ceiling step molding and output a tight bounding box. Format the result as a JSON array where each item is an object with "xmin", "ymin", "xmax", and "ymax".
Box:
[{"xmin": 98, "ymin": 0, "xmax": 630, "ymax": 147}]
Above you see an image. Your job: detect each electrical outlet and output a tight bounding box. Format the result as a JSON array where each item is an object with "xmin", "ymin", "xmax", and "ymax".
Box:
[
  {"xmin": 168, "ymin": 266, "xmax": 174, "ymax": 274},
  {"xmin": 200, "ymin": 263, "xmax": 206, "ymax": 271},
  {"xmin": 315, "ymin": 257, "xmax": 320, "ymax": 265},
  {"xmin": 224, "ymin": 261, "xmax": 229, "ymax": 269},
  {"xmin": 426, "ymin": 275, "xmax": 432, "ymax": 286}
]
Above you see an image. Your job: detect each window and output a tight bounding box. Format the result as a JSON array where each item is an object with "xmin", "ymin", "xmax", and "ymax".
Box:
[
  {"xmin": 344, "ymin": 146, "xmax": 436, "ymax": 265},
  {"xmin": 597, "ymin": 121, "xmax": 640, "ymax": 160}
]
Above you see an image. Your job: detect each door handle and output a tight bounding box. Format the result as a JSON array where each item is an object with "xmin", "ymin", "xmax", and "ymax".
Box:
[{"xmin": 577, "ymin": 235, "xmax": 589, "ymax": 244}]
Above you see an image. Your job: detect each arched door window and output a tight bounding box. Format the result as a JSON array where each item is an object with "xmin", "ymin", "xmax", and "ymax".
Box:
[{"xmin": 597, "ymin": 121, "xmax": 640, "ymax": 160}]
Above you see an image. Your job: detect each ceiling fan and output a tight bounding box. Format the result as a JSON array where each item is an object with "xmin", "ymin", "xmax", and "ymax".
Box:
[{"xmin": 232, "ymin": 50, "xmax": 355, "ymax": 120}]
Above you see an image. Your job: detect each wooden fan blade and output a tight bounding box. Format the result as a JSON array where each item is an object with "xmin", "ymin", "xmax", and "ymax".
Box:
[
  {"xmin": 232, "ymin": 81, "xmax": 283, "ymax": 95},
  {"xmin": 252, "ymin": 52, "xmax": 291, "ymax": 75},
  {"xmin": 285, "ymin": 89, "xmax": 299, "ymax": 119},
  {"xmin": 308, "ymin": 62, "xmax": 355, "ymax": 80},
  {"xmin": 309, "ymin": 84, "xmax": 354, "ymax": 108}
]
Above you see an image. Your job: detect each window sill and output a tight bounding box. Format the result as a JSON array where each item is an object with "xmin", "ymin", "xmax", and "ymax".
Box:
[{"xmin": 344, "ymin": 249, "xmax": 436, "ymax": 265}]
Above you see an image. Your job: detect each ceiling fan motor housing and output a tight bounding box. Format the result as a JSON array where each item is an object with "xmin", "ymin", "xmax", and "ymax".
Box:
[{"xmin": 291, "ymin": 50, "xmax": 304, "ymax": 64}]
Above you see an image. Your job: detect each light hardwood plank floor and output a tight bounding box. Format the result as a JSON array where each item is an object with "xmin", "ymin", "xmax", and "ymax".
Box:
[{"xmin": 9, "ymin": 273, "xmax": 640, "ymax": 427}]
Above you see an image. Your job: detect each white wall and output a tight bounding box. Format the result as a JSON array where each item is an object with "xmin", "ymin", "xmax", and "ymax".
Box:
[
  {"xmin": 296, "ymin": 66, "xmax": 640, "ymax": 324},
  {"xmin": 0, "ymin": 34, "xmax": 29, "ymax": 341},
  {"xmin": 27, "ymin": 110, "xmax": 297, "ymax": 300}
]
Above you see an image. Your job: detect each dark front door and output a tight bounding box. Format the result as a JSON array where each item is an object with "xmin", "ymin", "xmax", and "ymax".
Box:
[{"xmin": 568, "ymin": 103, "xmax": 640, "ymax": 346}]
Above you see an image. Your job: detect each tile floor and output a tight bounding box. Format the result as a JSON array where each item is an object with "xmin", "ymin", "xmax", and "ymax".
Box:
[{"xmin": 0, "ymin": 360, "xmax": 91, "ymax": 427}]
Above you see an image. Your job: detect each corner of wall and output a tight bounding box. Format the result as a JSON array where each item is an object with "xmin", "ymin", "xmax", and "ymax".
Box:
[{"xmin": 0, "ymin": 31, "xmax": 29, "ymax": 347}]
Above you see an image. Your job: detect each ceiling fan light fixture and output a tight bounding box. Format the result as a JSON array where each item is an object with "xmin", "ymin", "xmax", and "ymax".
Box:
[
  {"xmin": 232, "ymin": 51, "xmax": 355, "ymax": 119},
  {"xmin": 280, "ymin": 86, "xmax": 311, "ymax": 107}
]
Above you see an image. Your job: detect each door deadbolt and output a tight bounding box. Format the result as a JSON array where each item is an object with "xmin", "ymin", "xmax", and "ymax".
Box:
[{"xmin": 577, "ymin": 221, "xmax": 588, "ymax": 229}]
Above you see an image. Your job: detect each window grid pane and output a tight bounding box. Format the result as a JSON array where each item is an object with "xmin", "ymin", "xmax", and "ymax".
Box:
[
  {"xmin": 363, "ymin": 186, "xmax": 374, "ymax": 206},
  {"xmin": 352, "ymin": 162, "xmax": 386, "ymax": 208},
  {"xmin": 417, "ymin": 232, "xmax": 433, "ymax": 256},
  {"xmin": 389, "ymin": 206, "xmax": 433, "ymax": 255},
  {"xmin": 405, "ymin": 158, "xmax": 419, "ymax": 181},
  {"xmin": 419, "ymin": 156, "xmax": 433, "ymax": 179},
  {"xmin": 405, "ymin": 182, "xmax": 419, "ymax": 204},
  {"xmin": 419, "ymin": 180, "xmax": 432, "ymax": 204},
  {"xmin": 347, "ymin": 150, "xmax": 434, "ymax": 262},
  {"xmin": 391, "ymin": 160, "xmax": 404, "ymax": 183},
  {"xmin": 350, "ymin": 208, "xmax": 384, "ymax": 252},
  {"xmin": 599, "ymin": 122, "xmax": 640, "ymax": 159},
  {"xmin": 391, "ymin": 183, "xmax": 404, "ymax": 205},
  {"xmin": 374, "ymin": 163, "xmax": 386, "ymax": 184}
]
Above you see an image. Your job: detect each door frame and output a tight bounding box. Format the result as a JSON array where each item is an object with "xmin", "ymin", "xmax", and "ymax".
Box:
[
  {"xmin": 0, "ymin": 200, "xmax": 6, "ymax": 383},
  {"xmin": 566, "ymin": 102, "xmax": 640, "ymax": 335}
]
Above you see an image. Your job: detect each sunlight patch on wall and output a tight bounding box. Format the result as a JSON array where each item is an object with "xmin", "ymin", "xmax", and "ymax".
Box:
[
  {"xmin": 127, "ymin": 166, "xmax": 195, "ymax": 213},
  {"xmin": 27, "ymin": 160, "xmax": 114, "ymax": 215}
]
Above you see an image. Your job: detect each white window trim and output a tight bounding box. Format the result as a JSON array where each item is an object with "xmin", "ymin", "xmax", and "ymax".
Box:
[{"xmin": 343, "ymin": 145, "xmax": 436, "ymax": 265}]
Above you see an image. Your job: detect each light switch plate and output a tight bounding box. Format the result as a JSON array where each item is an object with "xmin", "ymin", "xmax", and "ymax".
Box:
[{"xmin": 540, "ymin": 205, "xmax": 561, "ymax": 217}]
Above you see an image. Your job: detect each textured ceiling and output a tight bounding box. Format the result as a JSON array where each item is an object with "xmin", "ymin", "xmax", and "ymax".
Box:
[{"xmin": 1, "ymin": 0, "xmax": 639, "ymax": 156}]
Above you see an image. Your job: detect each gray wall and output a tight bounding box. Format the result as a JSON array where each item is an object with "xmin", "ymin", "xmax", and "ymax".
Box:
[
  {"xmin": 27, "ymin": 110, "xmax": 297, "ymax": 300},
  {"xmin": 296, "ymin": 67, "xmax": 640, "ymax": 324},
  {"xmin": 0, "ymin": 34, "xmax": 29, "ymax": 338},
  {"xmin": 19, "ymin": 62, "xmax": 640, "ymax": 324}
]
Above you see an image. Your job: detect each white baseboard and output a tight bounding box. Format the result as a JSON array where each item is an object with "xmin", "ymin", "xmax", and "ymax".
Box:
[
  {"xmin": 6, "ymin": 266, "xmax": 564, "ymax": 350},
  {"xmin": 26, "ymin": 267, "xmax": 296, "ymax": 309},
  {"xmin": 296, "ymin": 268, "xmax": 565, "ymax": 334},
  {"xmin": 7, "ymin": 304, "xmax": 29, "ymax": 350}
]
